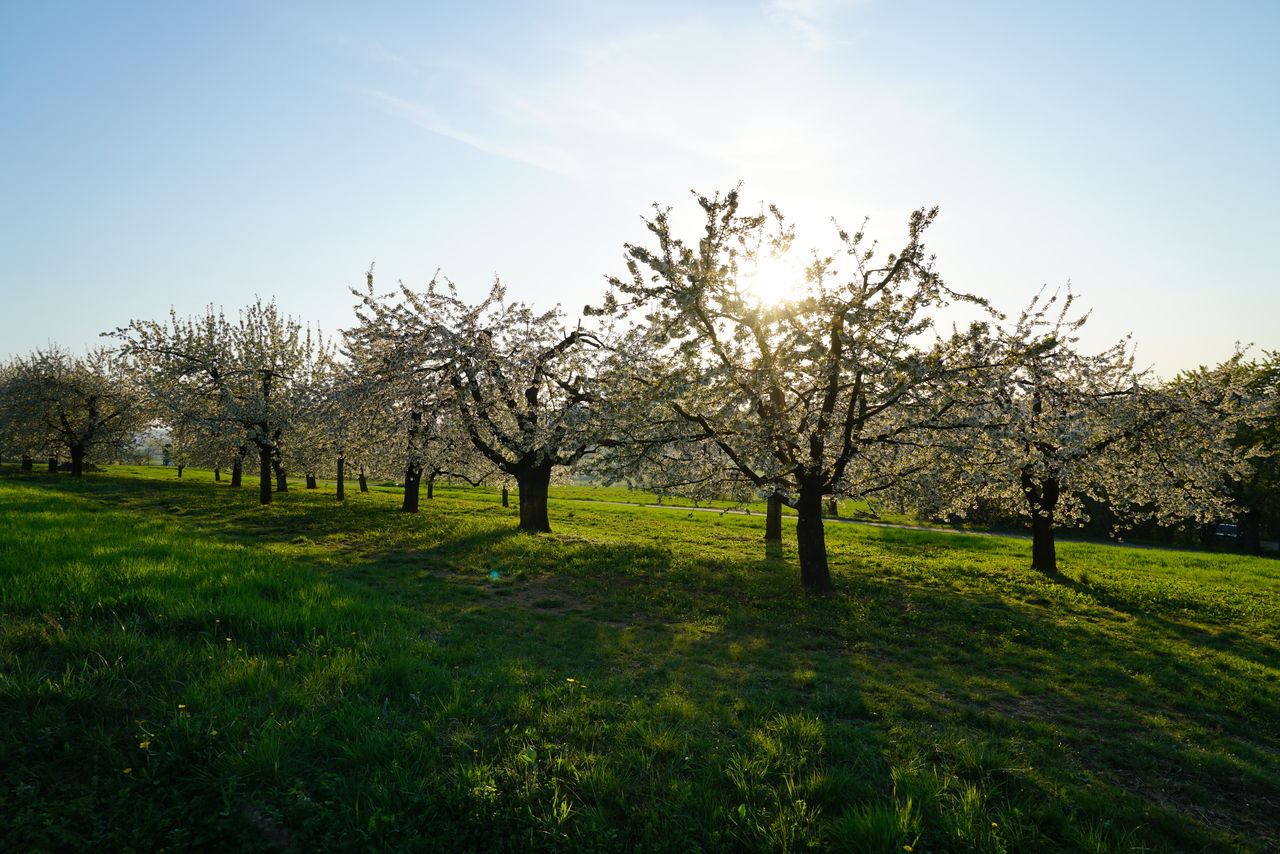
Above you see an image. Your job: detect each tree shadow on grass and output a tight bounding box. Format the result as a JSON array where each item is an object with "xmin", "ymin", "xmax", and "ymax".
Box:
[
  {"xmin": 832, "ymin": 568, "xmax": 1280, "ymax": 851},
  {"xmin": 859, "ymin": 516, "xmax": 1280, "ymax": 678},
  {"xmin": 394, "ymin": 507, "xmax": 1278, "ymax": 848},
  {"xmin": 1027, "ymin": 565, "xmax": 1280, "ymax": 675},
  {"xmin": 8, "ymin": 470, "xmax": 1277, "ymax": 850}
]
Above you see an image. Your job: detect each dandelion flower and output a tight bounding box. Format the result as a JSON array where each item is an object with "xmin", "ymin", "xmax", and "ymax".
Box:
[
  {"xmin": 139, "ymin": 740, "xmax": 151, "ymax": 749},
  {"xmin": 209, "ymin": 730, "xmax": 219, "ymax": 736},
  {"xmin": 123, "ymin": 768, "xmax": 133, "ymax": 774},
  {"xmin": 177, "ymin": 704, "xmax": 187, "ymax": 709}
]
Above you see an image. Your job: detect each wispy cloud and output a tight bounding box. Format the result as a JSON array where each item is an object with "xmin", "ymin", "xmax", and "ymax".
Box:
[
  {"xmin": 359, "ymin": 87, "xmax": 583, "ymax": 176},
  {"xmin": 764, "ymin": 0, "xmax": 868, "ymax": 50},
  {"xmin": 351, "ymin": 1, "xmax": 957, "ymax": 228}
]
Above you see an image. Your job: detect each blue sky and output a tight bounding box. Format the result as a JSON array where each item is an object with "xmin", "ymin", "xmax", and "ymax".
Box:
[{"xmin": 2, "ymin": 0, "xmax": 1276, "ymax": 377}]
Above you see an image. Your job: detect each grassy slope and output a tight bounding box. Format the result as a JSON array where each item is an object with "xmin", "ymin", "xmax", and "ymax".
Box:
[{"xmin": 1, "ymin": 466, "xmax": 1277, "ymax": 853}]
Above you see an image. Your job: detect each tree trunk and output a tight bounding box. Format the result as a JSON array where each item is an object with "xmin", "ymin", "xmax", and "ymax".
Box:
[
  {"xmin": 359, "ymin": 468, "xmax": 368, "ymax": 492},
  {"xmin": 1241, "ymin": 508, "xmax": 1263, "ymax": 555},
  {"xmin": 426, "ymin": 474, "xmax": 435, "ymax": 500},
  {"xmin": 176, "ymin": 464, "xmax": 184, "ymax": 479},
  {"xmin": 69, "ymin": 445, "xmax": 86, "ymax": 477},
  {"xmin": 501, "ymin": 486, "xmax": 509, "ymax": 508},
  {"xmin": 826, "ymin": 498, "xmax": 839, "ymax": 518},
  {"xmin": 336, "ymin": 454, "xmax": 345, "ymax": 501},
  {"xmin": 258, "ymin": 444, "xmax": 273, "ymax": 505},
  {"xmin": 21, "ymin": 455, "xmax": 32, "ymax": 473},
  {"xmin": 1022, "ymin": 470, "xmax": 1060, "ymax": 574},
  {"xmin": 764, "ymin": 493, "xmax": 783, "ymax": 542},
  {"xmin": 305, "ymin": 474, "xmax": 318, "ymax": 490},
  {"xmin": 794, "ymin": 484, "xmax": 834, "ymax": 592},
  {"xmin": 516, "ymin": 465, "xmax": 552, "ymax": 533},
  {"xmin": 402, "ymin": 409, "xmax": 423, "ymax": 512},
  {"xmin": 231, "ymin": 457, "xmax": 243, "ymax": 488},
  {"xmin": 402, "ymin": 465, "xmax": 422, "ymax": 513},
  {"xmin": 273, "ymin": 457, "xmax": 288, "ymax": 492},
  {"xmin": 48, "ymin": 456, "xmax": 58, "ymax": 474},
  {"xmin": 1030, "ymin": 513, "xmax": 1057, "ymax": 574},
  {"xmin": 214, "ymin": 467, "xmax": 221, "ymax": 482}
]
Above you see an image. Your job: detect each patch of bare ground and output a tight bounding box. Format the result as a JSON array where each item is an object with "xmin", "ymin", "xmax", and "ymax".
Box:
[
  {"xmin": 985, "ymin": 694, "xmax": 1278, "ymax": 850},
  {"xmin": 491, "ymin": 578, "xmax": 590, "ymax": 612},
  {"xmin": 498, "ymin": 574, "xmax": 651, "ymax": 629},
  {"xmin": 1103, "ymin": 767, "xmax": 1279, "ymax": 852}
]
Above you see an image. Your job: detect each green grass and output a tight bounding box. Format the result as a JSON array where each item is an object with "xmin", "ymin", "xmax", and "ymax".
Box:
[
  {"xmin": 541, "ymin": 483, "xmax": 900, "ymax": 524},
  {"xmin": 2, "ymin": 465, "xmax": 1278, "ymax": 852},
  {"xmin": 228, "ymin": 463, "xmax": 889, "ymax": 520}
]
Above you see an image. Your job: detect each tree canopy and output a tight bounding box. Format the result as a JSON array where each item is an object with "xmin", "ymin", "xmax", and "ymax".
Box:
[{"xmin": 603, "ymin": 189, "xmax": 992, "ymax": 590}]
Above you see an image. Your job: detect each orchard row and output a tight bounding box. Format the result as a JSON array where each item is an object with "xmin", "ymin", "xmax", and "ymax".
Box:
[{"xmin": 2, "ymin": 189, "xmax": 1273, "ymax": 590}]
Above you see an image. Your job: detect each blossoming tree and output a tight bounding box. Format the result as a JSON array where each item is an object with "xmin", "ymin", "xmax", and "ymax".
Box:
[
  {"xmin": 351, "ymin": 273, "xmax": 616, "ymax": 531},
  {"xmin": 0, "ymin": 346, "xmax": 148, "ymax": 476},
  {"xmin": 112, "ymin": 299, "xmax": 331, "ymax": 505},
  {"xmin": 606, "ymin": 188, "xmax": 989, "ymax": 592},
  {"xmin": 929, "ymin": 289, "xmax": 1259, "ymax": 576}
]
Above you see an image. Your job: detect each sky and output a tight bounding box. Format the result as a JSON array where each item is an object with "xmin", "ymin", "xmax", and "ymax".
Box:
[{"xmin": 2, "ymin": 0, "xmax": 1277, "ymax": 378}]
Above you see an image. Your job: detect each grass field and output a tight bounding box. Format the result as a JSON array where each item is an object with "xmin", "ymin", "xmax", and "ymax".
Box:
[
  {"xmin": 1, "ymin": 465, "xmax": 1277, "ymax": 852},
  {"xmin": 324, "ymin": 474, "xmax": 892, "ymax": 522}
]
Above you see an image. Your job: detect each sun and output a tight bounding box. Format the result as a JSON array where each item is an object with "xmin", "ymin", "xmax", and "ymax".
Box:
[{"xmin": 739, "ymin": 253, "xmax": 804, "ymax": 305}]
